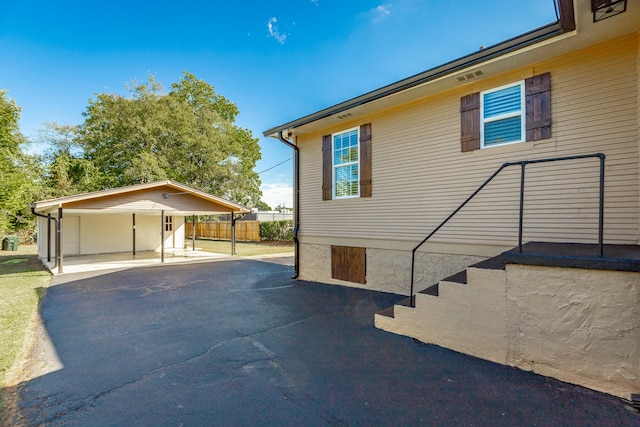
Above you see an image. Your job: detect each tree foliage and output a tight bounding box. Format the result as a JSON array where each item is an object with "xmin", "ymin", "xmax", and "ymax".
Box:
[
  {"xmin": 0, "ymin": 91, "xmax": 41, "ymax": 235},
  {"xmin": 1, "ymin": 73, "xmax": 264, "ymax": 239},
  {"xmin": 255, "ymin": 200, "xmax": 272, "ymax": 211},
  {"xmin": 39, "ymin": 123, "xmax": 105, "ymax": 198},
  {"xmin": 76, "ymin": 72, "xmax": 262, "ymax": 205}
]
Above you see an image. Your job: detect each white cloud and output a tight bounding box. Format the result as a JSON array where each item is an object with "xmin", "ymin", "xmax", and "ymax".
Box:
[
  {"xmin": 260, "ymin": 182, "xmax": 293, "ymax": 209},
  {"xmin": 267, "ymin": 17, "xmax": 287, "ymax": 44},
  {"xmin": 371, "ymin": 4, "xmax": 391, "ymax": 23}
]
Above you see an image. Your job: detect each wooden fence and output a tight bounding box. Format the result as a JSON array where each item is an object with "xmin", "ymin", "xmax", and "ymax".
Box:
[{"xmin": 185, "ymin": 221, "xmax": 261, "ymax": 242}]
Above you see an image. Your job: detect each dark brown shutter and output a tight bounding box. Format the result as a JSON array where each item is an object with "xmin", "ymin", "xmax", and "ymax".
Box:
[
  {"xmin": 525, "ymin": 72, "xmax": 551, "ymax": 141},
  {"xmin": 331, "ymin": 245, "xmax": 366, "ymax": 284},
  {"xmin": 460, "ymin": 93, "xmax": 480, "ymax": 152},
  {"xmin": 359, "ymin": 123, "xmax": 372, "ymax": 198},
  {"xmin": 322, "ymin": 134, "xmax": 332, "ymax": 200}
]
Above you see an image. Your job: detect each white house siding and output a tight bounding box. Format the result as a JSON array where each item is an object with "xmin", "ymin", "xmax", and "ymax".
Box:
[
  {"xmin": 37, "ymin": 213, "xmax": 184, "ymax": 258},
  {"xmin": 62, "ymin": 215, "xmax": 80, "ymax": 255},
  {"xmin": 80, "ymin": 213, "xmax": 183, "ymax": 254},
  {"xmin": 163, "ymin": 215, "xmax": 185, "ymax": 249},
  {"xmin": 136, "ymin": 214, "xmax": 165, "ymax": 252},
  {"xmin": 296, "ymin": 34, "xmax": 639, "ymax": 293},
  {"xmin": 78, "ymin": 214, "xmax": 131, "ymax": 254},
  {"xmin": 36, "ymin": 216, "xmax": 48, "ymax": 258}
]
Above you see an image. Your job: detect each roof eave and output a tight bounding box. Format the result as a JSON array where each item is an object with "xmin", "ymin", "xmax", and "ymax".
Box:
[
  {"xmin": 263, "ymin": 7, "xmax": 574, "ymax": 138},
  {"xmin": 32, "ymin": 180, "xmax": 251, "ymax": 214}
]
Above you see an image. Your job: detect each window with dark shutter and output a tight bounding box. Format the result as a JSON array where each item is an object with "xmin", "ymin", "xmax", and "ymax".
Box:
[
  {"xmin": 460, "ymin": 72, "xmax": 551, "ymax": 152},
  {"xmin": 322, "ymin": 123, "xmax": 372, "ymax": 200},
  {"xmin": 331, "ymin": 245, "xmax": 366, "ymax": 284}
]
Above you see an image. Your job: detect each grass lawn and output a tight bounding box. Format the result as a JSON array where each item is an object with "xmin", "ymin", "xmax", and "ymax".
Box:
[
  {"xmin": 194, "ymin": 239, "xmax": 294, "ymax": 257},
  {"xmin": 0, "ymin": 245, "xmax": 50, "ymax": 413}
]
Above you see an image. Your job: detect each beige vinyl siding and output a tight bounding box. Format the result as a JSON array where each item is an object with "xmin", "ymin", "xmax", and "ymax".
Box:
[{"xmin": 297, "ymin": 33, "xmax": 639, "ymax": 248}]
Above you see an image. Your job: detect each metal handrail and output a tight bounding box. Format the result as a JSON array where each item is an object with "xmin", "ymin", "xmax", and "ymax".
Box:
[{"xmin": 409, "ymin": 153, "xmax": 605, "ymax": 307}]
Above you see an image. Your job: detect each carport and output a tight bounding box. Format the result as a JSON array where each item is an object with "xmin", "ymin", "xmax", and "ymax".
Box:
[{"xmin": 31, "ymin": 180, "xmax": 250, "ymax": 274}]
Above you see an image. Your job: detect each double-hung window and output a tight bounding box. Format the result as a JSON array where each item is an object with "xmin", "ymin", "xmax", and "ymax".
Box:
[
  {"xmin": 322, "ymin": 123, "xmax": 371, "ymax": 200},
  {"xmin": 461, "ymin": 72, "xmax": 550, "ymax": 152},
  {"xmin": 480, "ymin": 81, "xmax": 525, "ymax": 148},
  {"xmin": 332, "ymin": 128, "xmax": 360, "ymax": 198}
]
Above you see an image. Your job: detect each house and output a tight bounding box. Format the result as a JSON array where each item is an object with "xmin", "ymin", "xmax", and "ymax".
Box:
[
  {"xmin": 31, "ymin": 180, "xmax": 250, "ymax": 273},
  {"xmin": 264, "ymin": 1, "xmax": 640, "ymax": 402}
]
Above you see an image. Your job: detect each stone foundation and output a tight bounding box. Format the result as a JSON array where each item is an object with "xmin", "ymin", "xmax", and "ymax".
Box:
[{"xmin": 299, "ymin": 242, "xmax": 485, "ymax": 294}]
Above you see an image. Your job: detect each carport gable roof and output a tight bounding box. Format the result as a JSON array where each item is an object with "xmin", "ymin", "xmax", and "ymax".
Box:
[{"xmin": 32, "ymin": 180, "xmax": 251, "ymax": 216}]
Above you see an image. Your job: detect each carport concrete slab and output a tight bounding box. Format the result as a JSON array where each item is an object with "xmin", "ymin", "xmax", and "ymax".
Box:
[
  {"xmin": 10, "ymin": 259, "xmax": 639, "ymax": 426},
  {"xmin": 43, "ymin": 248, "xmax": 229, "ymax": 275}
]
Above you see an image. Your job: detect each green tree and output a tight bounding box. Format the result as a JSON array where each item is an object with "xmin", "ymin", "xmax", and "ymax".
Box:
[
  {"xmin": 39, "ymin": 123, "xmax": 105, "ymax": 198},
  {"xmin": 255, "ymin": 200, "xmax": 272, "ymax": 211},
  {"xmin": 77, "ymin": 72, "xmax": 262, "ymax": 205},
  {"xmin": 0, "ymin": 91, "xmax": 40, "ymax": 235}
]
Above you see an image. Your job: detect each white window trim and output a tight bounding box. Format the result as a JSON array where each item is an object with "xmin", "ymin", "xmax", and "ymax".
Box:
[
  {"xmin": 332, "ymin": 126, "xmax": 360, "ymax": 199},
  {"xmin": 480, "ymin": 80, "xmax": 526, "ymax": 149}
]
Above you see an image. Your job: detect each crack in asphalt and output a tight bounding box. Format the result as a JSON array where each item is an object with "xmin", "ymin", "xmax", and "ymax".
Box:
[
  {"xmin": 33, "ymin": 314, "xmax": 319, "ymax": 424},
  {"xmin": 228, "ymin": 284, "xmax": 294, "ymax": 292}
]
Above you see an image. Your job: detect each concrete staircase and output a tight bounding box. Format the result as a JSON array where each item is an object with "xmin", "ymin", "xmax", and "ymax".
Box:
[
  {"xmin": 375, "ymin": 256, "xmax": 510, "ymax": 365},
  {"xmin": 373, "ymin": 243, "xmax": 640, "ymax": 400}
]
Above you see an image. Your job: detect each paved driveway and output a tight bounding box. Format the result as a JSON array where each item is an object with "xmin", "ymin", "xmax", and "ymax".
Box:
[{"xmin": 12, "ymin": 258, "xmax": 638, "ymax": 426}]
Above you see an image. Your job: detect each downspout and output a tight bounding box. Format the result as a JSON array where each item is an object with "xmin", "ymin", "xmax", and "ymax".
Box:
[
  {"xmin": 231, "ymin": 211, "xmax": 248, "ymax": 255},
  {"xmin": 31, "ymin": 205, "xmax": 59, "ymax": 271},
  {"xmin": 278, "ymin": 130, "xmax": 299, "ymax": 279}
]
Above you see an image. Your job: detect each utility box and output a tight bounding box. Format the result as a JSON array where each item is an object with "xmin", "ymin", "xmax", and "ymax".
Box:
[{"xmin": 2, "ymin": 236, "xmax": 19, "ymax": 251}]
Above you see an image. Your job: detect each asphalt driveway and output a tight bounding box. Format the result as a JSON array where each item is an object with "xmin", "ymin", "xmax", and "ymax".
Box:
[{"xmin": 10, "ymin": 258, "xmax": 639, "ymax": 426}]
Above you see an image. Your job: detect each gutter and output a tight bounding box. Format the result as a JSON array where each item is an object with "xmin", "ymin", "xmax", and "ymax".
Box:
[
  {"xmin": 277, "ymin": 130, "xmax": 299, "ymax": 279},
  {"xmin": 264, "ymin": 0, "xmax": 576, "ymax": 138}
]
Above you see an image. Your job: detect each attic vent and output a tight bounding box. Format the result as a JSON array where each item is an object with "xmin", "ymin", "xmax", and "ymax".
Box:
[
  {"xmin": 336, "ymin": 112, "xmax": 353, "ymax": 120},
  {"xmin": 592, "ymin": 0, "xmax": 627, "ymax": 22},
  {"xmin": 456, "ymin": 69, "xmax": 484, "ymax": 82}
]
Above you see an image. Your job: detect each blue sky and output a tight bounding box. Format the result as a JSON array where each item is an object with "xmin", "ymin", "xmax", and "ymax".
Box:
[{"xmin": 0, "ymin": 0, "xmax": 557, "ymax": 208}]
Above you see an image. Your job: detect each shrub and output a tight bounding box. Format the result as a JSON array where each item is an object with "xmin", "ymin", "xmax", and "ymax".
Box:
[{"xmin": 259, "ymin": 220, "xmax": 293, "ymax": 242}]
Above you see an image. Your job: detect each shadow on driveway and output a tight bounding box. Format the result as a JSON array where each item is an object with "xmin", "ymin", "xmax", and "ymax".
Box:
[{"xmin": 9, "ymin": 258, "xmax": 639, "ymax": 426}]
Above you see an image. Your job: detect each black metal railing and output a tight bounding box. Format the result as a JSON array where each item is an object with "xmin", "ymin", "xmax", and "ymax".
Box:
[{"xmin": 409, "ymin": 153, "xmax": 605, "ymax": 307}]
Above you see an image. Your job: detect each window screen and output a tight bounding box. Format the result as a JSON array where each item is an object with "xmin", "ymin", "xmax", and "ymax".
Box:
[{"xmin": 482, "ymin": 83, "xmax": 524, "ymax": 147}]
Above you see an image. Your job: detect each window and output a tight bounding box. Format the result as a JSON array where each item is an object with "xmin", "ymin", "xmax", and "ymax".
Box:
[
  {"xmin": 480, "ymin": 81, "xmax": 525, "ymax": 147},
  {"xmin": 165, "ymin": 216, "xmax": 173, "ymax": 232},
  {"xmin": 333, "ymin": 128, "xmax": 360, "ymax": 198},
  {"xmin": 460, "ymin": 72, "xmax": 551, "ymax": 152},
  {"xmin": 322, "ymin": 123, "xmax": 372, "ymax": 200}
]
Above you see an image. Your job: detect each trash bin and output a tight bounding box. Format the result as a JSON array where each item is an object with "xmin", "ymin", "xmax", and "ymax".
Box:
[{"xmin": 2, "ymin": 236, "xmax": 19, "ymax": 251}]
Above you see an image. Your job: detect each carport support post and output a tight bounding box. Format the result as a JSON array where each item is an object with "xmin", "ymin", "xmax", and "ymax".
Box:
[
  {"xmin": 160, "ymin": 210, "xmax": 165, "ymax": 263},
  {"xmin": 57, "ymin": 207, "xmax": 63, "ymax": 274},
  {"xmin": 47, "ymin": 213, "xmax": 51, "ymax": 262},
  {"xmin": 132, "ymin": 213, "xmax": 136, "ymax": 256},
  {"xmin": 231, "ymin": 213, "xmax": 236, "ymax": 256},
  {"xmin": 192, "ymin": 215, "xmax": 196, "ymax": 251}
]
